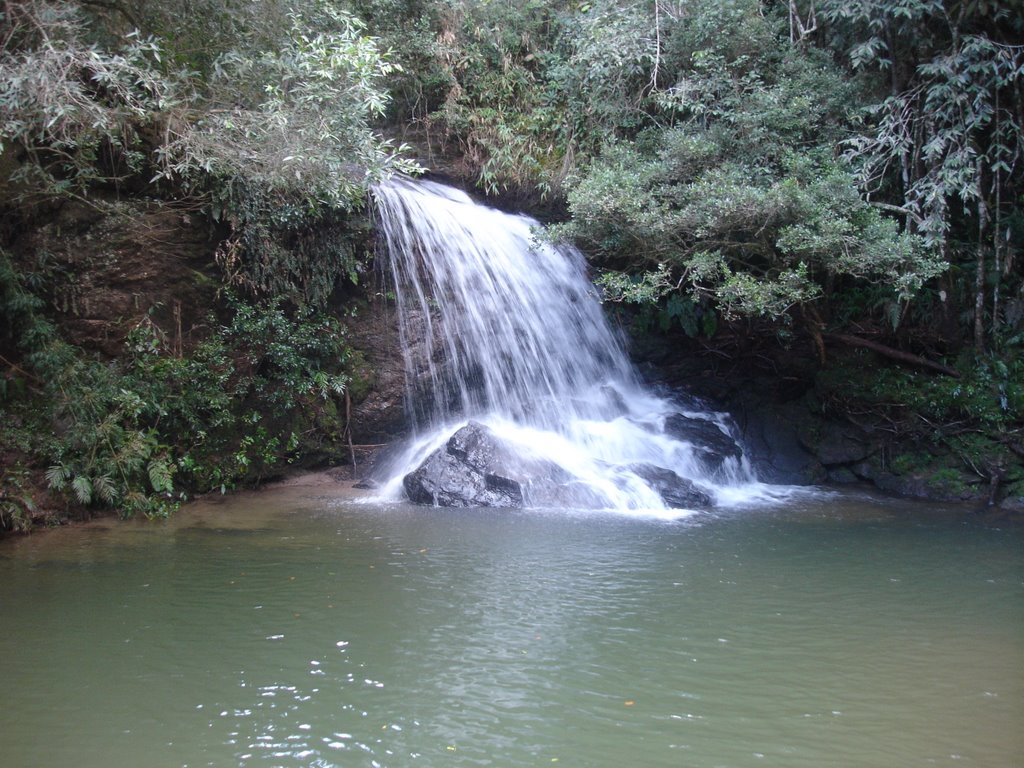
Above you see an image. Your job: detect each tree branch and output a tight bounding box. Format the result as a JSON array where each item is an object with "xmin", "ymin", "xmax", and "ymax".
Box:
[
  {"xmin": 868, "ymin": 200, "xmax": 925, "ymax": 226},
  {"xmin": 78, "ymin": 0, "xmax": 141, "ymax": 30},
  {"xmin": 823, "ymin": 333, "xmax": 960, "ymax": 377}
]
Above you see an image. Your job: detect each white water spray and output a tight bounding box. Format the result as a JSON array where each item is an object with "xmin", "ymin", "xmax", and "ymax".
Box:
[{"xmin": 372, "ymin": 177, "xmax": 766, "ymax": 512}]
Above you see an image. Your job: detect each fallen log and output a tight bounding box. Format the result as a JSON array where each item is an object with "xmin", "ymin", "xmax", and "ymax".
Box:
[{"xmin": 823, "ymin": 333, "xmax": 960, "ymax": 378}]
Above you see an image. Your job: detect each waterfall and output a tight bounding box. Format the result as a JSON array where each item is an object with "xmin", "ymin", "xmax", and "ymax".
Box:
[{"xmin": 372, "ymin": 177, "xmax": 762, "ymax": 513}]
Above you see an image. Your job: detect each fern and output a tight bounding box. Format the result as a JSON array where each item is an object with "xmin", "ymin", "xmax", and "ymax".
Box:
[
  {"xmin": 147, "ymin": 459, "xmax": 174, "ymax": 494},
  {"xmin": 92, "ymin": 474, "xmax": 117, "ymax": 505},
  {"xmin": 1, "ymin": 469, "xmax": 37, "ymax": 532},
  {"xmin": 71, "ymin": 476, "xmax": 93, "ymax": 505},
  {"xmin": 45, "ymin": 464, "xmax": 70, "ymax": 490}
]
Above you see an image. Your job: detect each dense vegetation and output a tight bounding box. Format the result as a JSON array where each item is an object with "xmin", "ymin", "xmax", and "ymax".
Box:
[
  {"xmin": 1, "ymin": 0, "xmax": 407, "ymax": 528},
  {"xmin": 2, "ymin": 0, "xmax": 1022, "ymax": 529}
]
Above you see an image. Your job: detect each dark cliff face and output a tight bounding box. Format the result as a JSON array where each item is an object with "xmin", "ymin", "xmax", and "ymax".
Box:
[
  {"xmin": 624, "ymin": 324, "xmax": 1018, "ymax": 510},
  {"xmin": 342, "ymin": 291, "xmax": 411, "ymax": 446},
  {"xmin": 6, "ymin": 195, "xmax": 224, "ymax": 358}
]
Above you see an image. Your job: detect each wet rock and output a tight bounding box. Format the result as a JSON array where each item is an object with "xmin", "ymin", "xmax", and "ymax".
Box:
[
  {"xmin": 803, "ymin": 422, "xmax": 873, "ymax": 467},
  {"xmin": 663, "ymin": 414, "xmax": 743, "ymax": 472},
  {"xmin": 403, "ymin": 421, "xmax": 569, "ymax": 508},
  {"xmin": 403, "ymin": 423, "xmax": 718, "ymax": 510},
  {"xmin": 599, "ymin": 385, "xmax": 629, "ymax": 414},
  {"xmin": 825, "ymin": 466, "xmax": 861, "ymax": 484},
  {"xmin": 403, "ymin": 448, "xmax": 523, "ymax": 507},
  {"xmin": 733, "ymin": 402, "xmax": 826, "ymax": 484},
  {"xmin": 850, "ymin": 458, "xmax": 984, "ymax": 502},
  {"xmin": 344, "ymin": 298, "xmax": 413, "ymax": 444},
  {"xmin": 998, "ymin": 485, "xmax": 1024, "ymax": 514},
  {"xmin": 628, "ymin": 463, "xmax": 713, "ymax": 508}
]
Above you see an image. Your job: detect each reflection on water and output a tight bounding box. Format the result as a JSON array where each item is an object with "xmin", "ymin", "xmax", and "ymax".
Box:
[{"xmin": 1, "ymin": 485, "xmax": 1021, "ymax": 767}]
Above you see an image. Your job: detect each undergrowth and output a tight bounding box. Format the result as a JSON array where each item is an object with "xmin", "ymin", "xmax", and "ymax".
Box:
[
  {"xmin": 1, "ymin": 249, "xmax": 352, "ymax": 527},
  {"xmin": 816, "ymin": 348, "xmax": 1024, "ymax": 493}
]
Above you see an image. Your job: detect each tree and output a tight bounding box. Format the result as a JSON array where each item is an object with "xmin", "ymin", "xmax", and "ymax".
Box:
[
  {"xmin": 0, "ymin": 0, "xmax": 171, "ymax": 200},
  {"xmin": 820, "ymin": 0, "xmax": 1024, "ymax": 353},
  {"xmin": 2, "ymin": 0, "xmax": 420, "ymax": 305},
  {"xmin": 553, "ymin": 0, "xmax": 944, "ymax": 330}
]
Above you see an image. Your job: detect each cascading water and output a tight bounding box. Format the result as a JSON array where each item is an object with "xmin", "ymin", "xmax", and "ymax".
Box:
[{"xmin": 372, "ymin": 176, "xmax": 764, "ymax": 514}]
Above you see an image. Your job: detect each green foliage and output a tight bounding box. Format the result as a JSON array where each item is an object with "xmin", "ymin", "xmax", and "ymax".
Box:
[
  {"xmin": 564, "ymin": 138, "xmax": 941, "ymax": 321},
  {"xmin": 156, "ymin": 5, "xmax": 416, "ymax": 212},
  {"xmin": 820, "ymin": 0, "xmax": 1024, "ymax": 351},
  {"xmin": 117, "ymin": 296, "xmax": 351, "ymax": 493},
  {"xmin": 0, "ymin": 2, "xmax": 400, "ymax": 527},
  {"xmin": 148, "ymin": 2, "xmax": 418, "ymax": 302},
  {"xmin": 216, "ymin": 295, "xmax": 349, "ymax": 411},
  {"xmin": 2, "ymin": 249, "xmax": 353, "ymax": 520},
  {"xmin": 128, "ymin": 0, "xmax": 297, "ymax": 75},
  {"xmin": 826, "ymin": 0, "xmax": 1024, "ymax": 244},
  {"xmin": 0, "ymin": 0, "xmax": 416, "ymax": 208},
  {"xmin": 424, "ymin": 0, "xmax": 576, "ymax": 194},
  {"xmin": 353, "ymin": 0, "xmax": 652, "ymax": 195},
  {"xmin": 0, "ymin": 0, "xmax": 174, "ymax": 198},
  {"xmin": 343, "ymin": 0, "xmax": 454, "ymax": 122},
  {"xmin": 539, "ymin": 0, "xmax": 951, "ymax": 323},
  {"xmin": 213, "ymin": 201, "xmax": 374, "ymax": 307},
  {"xmin": 2, "ymin": 0, "xmax": 416, "ymax": 308},
  {"xmin": 2, "ymin": 248, "xmax": 175, "ymax": 518},
  {"xmin": 358, "ymin": 0, "xmax": 1017, "ymax": 354},
  {"xmin": 868, "ymin": 356, "xmax": 1023, "ymax": 432},
  {"xmin": 0, "ymin": 467, "xmax": 37, "ymax": 532},
  {"xmin": 818, "ymin": 348, "xmax": 1024, "ymax": 483},
  {"xmin": 0, "ymin": 246, "xmax": 47, "ymax": 347}
]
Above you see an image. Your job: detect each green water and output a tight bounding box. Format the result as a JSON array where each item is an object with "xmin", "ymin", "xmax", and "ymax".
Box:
[{"xmin": 1, "ymin": 487, "xmax": 1021, "ymax": 768}]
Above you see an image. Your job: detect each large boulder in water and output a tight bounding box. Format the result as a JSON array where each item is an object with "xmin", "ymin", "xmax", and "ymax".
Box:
[
  {"xmin": 404, "ymin": 422, "xmax": 716, "ymax": 510},
  {"xmin": 403, "ymin": 421, "xmax": 570, "ymax": 507},
  {"xmin": 628, "ymin": 463, "xmax": 713, "ymax": 508},
  {"xmin": 663, "ymin": 414, "xmax": 743, "ymax": 473}
]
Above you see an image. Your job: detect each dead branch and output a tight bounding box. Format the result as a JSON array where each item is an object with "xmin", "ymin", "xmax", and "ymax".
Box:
[{"xmin": 823, "ymin": 333, "xmax": 960, "ymax": 377}]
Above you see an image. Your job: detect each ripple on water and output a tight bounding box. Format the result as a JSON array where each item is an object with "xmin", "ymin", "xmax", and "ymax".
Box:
[{"xmin": 0, "ymin": 490, "xmax": 1021, "ymax": 768}]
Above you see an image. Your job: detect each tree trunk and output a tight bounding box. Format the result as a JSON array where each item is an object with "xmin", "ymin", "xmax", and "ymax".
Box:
[
  {"xmin": 974, "ymin": 246, "xmax": 986, "ymax": 353},
  {"xmin": 974, "ymin": 174, "xmax": 988, "ymax": 354},
  {"xmin": 992, "ymin": 142, "xmax": 1002, "ymax": 341}
]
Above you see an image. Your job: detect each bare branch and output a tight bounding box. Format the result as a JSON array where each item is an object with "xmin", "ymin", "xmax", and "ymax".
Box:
[{"xmin": 823, "ymin": 333, "xmax": 960, "ymax": 377}]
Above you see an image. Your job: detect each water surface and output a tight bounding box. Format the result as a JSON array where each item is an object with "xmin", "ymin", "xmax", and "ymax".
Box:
[{"xmin": 1, "ymin": 486, "xmax": 1021, "ymax": 767}]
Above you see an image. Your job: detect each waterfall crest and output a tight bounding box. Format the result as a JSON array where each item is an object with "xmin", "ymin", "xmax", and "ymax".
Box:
[{"xmin": 372, "ymin": 177, "xmax": 762, "ymax": 514}]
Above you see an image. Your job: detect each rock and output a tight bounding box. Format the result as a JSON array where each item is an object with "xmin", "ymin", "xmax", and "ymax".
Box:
[
  {"xmin": 733, "ymin": 402, "xmax": 826, "ymax": 484},
  {"xmin": 663, "ymin": 413, "xmax": 743, "ymax": 472},
  {"xmin": 12, "ymin": 197, "xmax": 223, "ymax": 357},
  {"xmin": 851, "ymin": 458, "xmax": 985, "ymax": 502},
  {"xmin": 403, "ymin": 421, "xmax": 569, "ymax": 508},
  {"xmin": 403, "ymin": 448, "xmax": 522, "ymax": 507},
  {"xmin": 599, "ymin": 385, "xmax": 629, "ymax": 414},
  {"xmin": 825, "ymin": 467, "xmax": 861, "ymax": 484},
  {"xmin": 344, "ymin": 297, "xmax": 413, "ymax": 444},
  {"xmin": 447, "ymin": 421, "xmax": 502, "ymax": 468},
  {"xmin": 403, "ymin": 423, "xmax": 721, "ymax": 510},
  {"xmin": 997, "ymin": 488, "xmax": 1024, "ymax": 515},
  {"xmin": 804, "ymin": 422, "xmax": 873, "ymax": 467},
  {"xmin": 628, "ymin": 463, "xmax": 713, "ymax": 508}
]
